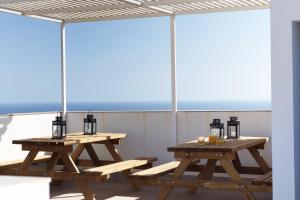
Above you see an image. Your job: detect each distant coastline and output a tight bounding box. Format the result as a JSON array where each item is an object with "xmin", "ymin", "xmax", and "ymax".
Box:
[{"xmin": 0, "ymin": 102, "xmax": 271, "ymax": 115}]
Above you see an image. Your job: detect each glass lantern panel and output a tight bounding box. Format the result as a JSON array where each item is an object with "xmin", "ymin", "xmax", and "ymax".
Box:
[
  {"xmin": 229, "ymin": 126, "xmax": 237, "ymax": 138},
  {"xmin": 211, "ymin": 128, "xmax": 219, "ymax": 136}
]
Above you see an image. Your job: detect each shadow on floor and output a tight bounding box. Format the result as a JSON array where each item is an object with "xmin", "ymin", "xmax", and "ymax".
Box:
[{"xmin": 50, "ymin": 181, "xmax": 272, "ymax": 200}]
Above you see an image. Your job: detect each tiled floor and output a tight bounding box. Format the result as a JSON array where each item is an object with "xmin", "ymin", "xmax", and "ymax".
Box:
[{"xmin": 51, "ymin": 182, "xmax": 272, "ymax": 200}]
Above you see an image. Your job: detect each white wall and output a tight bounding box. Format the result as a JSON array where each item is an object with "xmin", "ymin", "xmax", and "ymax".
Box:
[
  {"xmin": 0, "ymin": 112, "xmax": 56, "ymax": 161},
  {"xmin": 271, "ymin": 1, "xmax": 300, "ymax": 199},
  {"xmin": 67, "ymin": 111, "xmax": 272, "ymax": 167}
]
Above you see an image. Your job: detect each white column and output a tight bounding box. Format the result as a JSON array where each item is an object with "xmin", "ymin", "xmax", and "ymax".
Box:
[
  {"xmin": 170, "ymin": 15, "xmax": 177, "ymax": 145},
  {"xmin": 60, "ymin": 22, "xmax": 67, "ymax": 119}
]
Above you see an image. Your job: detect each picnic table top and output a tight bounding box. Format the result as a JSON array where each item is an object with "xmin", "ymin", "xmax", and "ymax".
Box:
[
  {"xmin": 12, "ymin": 132, "xmax": 127, "ymax": 146},
  {"xmin": 168, "ymin": 136, "xmax": 269, "ymax": 153}
]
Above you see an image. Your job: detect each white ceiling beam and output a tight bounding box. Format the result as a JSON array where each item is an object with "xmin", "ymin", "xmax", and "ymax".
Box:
[
  {"xmin": 119, "ymin": 0, "xmax": 174, "ymax": 15},
  {"xmin": 23, "ymin": 0, "xmax": 174, "ymax": 16},
  {"xmin": 0, "ymin": 0, "xmax": 41, "ymax": 4},
  {"xmin": 27, "ymin": 14, "xmax": 62, "ymax": 23},
  {"xmin": 65, "ymin": 12, "xmax": 166, "ymax": 24},
  {"xmin": 24, "ymin": 3, "xmax": 137, "ymax": 15},
  {"xmin": 0, "ymin": 5, "xmax": 62, "ymax": 22},
  {"xmin": 0, "ymin": 6, "xmax": 22, "ymax": 14},
  {"xmin": 175, "ymin": 3, "xmax": 269, "ymax": 15}
]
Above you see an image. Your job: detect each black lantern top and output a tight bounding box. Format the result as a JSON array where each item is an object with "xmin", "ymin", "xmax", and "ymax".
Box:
[{"xmin": 227, "ymin": 116, "xmax": 240, "ymax": 139}]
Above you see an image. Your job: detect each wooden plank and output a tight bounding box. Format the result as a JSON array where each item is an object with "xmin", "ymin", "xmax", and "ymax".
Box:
[
  {"xmin": 20, "ymin": 150, "xmax": 38, "ymax": 173},
  {"xmin": 84, "ymin": 144, "xmax": 101, "ymax": 165},
  {"xmin": 130, "ymin": 161, "xmax": 180, "ymax": 179},
  {"xmin": 52, "ymin": 144, "xmax": 85, "ymax": 186},
  {"xmin": 84, "ymin": 159, "xmax": 152, "ymax": 176},
  {"xmin": 22, "ymin": 144, "xmax": 73, "ymax": 153},
  {"xmin": 186, "ymin": 159, "xmax": 217, "ymax": 194},
  {"xmin": 104, "ymin": 142, "xmax": 123, "ymax": 162},
  {"xmin": 60, "ymin": 153, "xmax": 80, "ymax": 173},
  {"xmin": 248, "ymin": 147, "xmax": 271, "ymax": 173},
  {"xmin": 76, "ymin": 180, "xmax": 96, "ymax": 200},
  {"xmin": 157, "ymin": 158, "xmax": 193, "ymax": 200},
  {"xmin": 174, "ymin": 151, "xmax": 235, "ymax": 160},
  {"xmin": 219, "ymin": 159, "xmax": 256, "ymax": 200},
  {"xmin": 0, "ymin": 155, "xmax": 51, "ymax": 171},
  {"xmin": 104, "ymin": 141, "xmax": 140, "ymax": 190},
  {"xmin": 76, "ymin": 157, "xmax": 156, "ymax": 169},
  {"xmin": 168, "ymin": 138, "xmax": 267, "ymax": 153},
  {"xmin": 232, "ymin": 152, "xmax": 242, "ymax": 170},
  {"xmin": 252, "ymin": 171, "xmax": 272, "ymax": 185},
  {"xmin": 46, "ymin": 152, "xmax": 60, "ymax": 171},
  {"xmin": 187, "ymin": 165, "xmax": 264, "ymax": 175},
  {"xmin": 76, "ymin": 159, "xmax": 115, "ymax": 167},
  {"xmin": 13, "ymin": 133, "xmax": 127, "ymax": 146}
]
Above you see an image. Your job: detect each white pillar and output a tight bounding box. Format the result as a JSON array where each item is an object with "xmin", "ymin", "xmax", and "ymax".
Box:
[
  {"xmin": 170, "ymin": 15, "xmax": 177, "ymax": 145},
  {"xmin": 60, "ymin": 22, "xmax": 67, "ymax": 119}
]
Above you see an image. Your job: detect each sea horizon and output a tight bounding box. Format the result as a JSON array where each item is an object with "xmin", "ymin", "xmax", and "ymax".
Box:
[{"xmin": 0, "ymin": 101, "xmax": 271, "ymax": 115}]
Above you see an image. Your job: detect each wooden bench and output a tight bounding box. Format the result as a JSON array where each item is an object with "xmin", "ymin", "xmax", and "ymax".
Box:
[
  {"xmin": 130, "ymin": 161, "xmax": 180, "ymax": 179},
  {"xmin": 0, "ymin": 155, "xmax": 51, "ymax": 171},
  {"xmin": 83, "ymin": 157, "xmax": 156, "ymax": 176},
  {"xmin": 252, "ymin": 171, "xmax": 272, "ymax": 186}
]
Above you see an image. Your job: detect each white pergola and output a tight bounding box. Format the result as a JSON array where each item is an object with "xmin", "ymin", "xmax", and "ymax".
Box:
[{"xmin": 0, "ymin": 0, "xmax": 270, "ymax": 144}]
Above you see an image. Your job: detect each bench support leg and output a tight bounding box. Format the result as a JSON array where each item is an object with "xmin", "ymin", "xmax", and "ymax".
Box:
[
  {"xmin": 248, "ymin": 147, "xmax": 271, "ymax": 173},
  {"xmin": 219, "ymin": 159, "xmax": 256, "ymax": 200},
  {"xmin": 20, "ymin": 150, "xmax": 38, "ymax": 174},
  {"xmin": 186, "ymin": 159, "xmax": 217, "ymax": 195},
  {"xmin": 105, "ymin": 142, "xmax": 141, "ymax": 191},
  {"xmin": 52, "ymin": 144, "xmax": 85, "ymax": 186},
  {"xmin": 157, "ymin": 158, "xmax": 193, "ymax": 200},
  {"xmin": 76, "ymin": 180, "xmax": 95, "ymax": 200}
]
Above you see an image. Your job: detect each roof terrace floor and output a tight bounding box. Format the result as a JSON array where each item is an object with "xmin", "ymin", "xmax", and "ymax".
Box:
[{"xmin": 50, "ymin": 181, "xmax": 272, "ymax": 200}]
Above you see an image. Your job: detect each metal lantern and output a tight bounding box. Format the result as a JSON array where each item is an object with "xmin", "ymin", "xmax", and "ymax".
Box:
[
  {"xmin": 210, "ymin": 119, "xmax": 224, "ymax": 138},
  {"xmin": 52, "ymin": 115, "xmax": 66, "ymax": 139},
  {"xmin": 84, "ymin": 111, "xmax": 97, "ymax": 135},
  {"xmin": 227, "ymin": 116, "xmax": 240, "ymax": 139}
]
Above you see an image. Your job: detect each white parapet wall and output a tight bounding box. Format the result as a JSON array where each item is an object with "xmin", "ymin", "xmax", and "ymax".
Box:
[
  {"xmin": 0, "ymin": 111, "xmax": 272, "ymax": 167},
  {"xmin": 67, "ymin": 111, "xmax": 272, "ymax": 167},
  {"xmin": 0, "ymin": 112, "xmax": 57, "ymax": 161}
]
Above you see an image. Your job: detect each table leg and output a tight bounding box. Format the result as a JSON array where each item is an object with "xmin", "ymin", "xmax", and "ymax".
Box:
[
  {"xmin": 232, "ymin": 152, "xmax": 242, "ymax": 170},
  {"xmin": 248, "ymin": 147, "xmax": 271, "ymax": 173},
  {"xmin": 61, "ymin": 152, "xmax": 95, "ymax": 200},
  {"xmin": 186, "ymin": 159, "xmax": 217, "ymax": 195},
  {"xmin": 52, "ymin": 144, "xmax": 85, "ymax": 186},
  {"xmin": 104, "ymin": 142, "xmax": 140, "ymax": 191},
  {"xmin": 157, "ymin": 158, "xmax": 193, "ymax": 200},
  {"xmin": 84, "ymin": 143, "xmax": 101, "ymax": 165},
  {"xmin": 20, "ymin": 150, "xmax": 38, "ymax": 174},
  {"xmin": 219, "ymin": 159, "xmax": 256, "ymax": 200},
  {"xmin": 46, "ymin": 152, "xmax": 60, "ymax": 171}
]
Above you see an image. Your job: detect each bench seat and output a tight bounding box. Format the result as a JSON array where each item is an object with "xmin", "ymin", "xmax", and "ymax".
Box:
[
  {"xmin": 0, "ymin": 155, "xmax": 51, "ymax": 171},
  {"xmin": 83, "ymin": 157, "xmax": 156, "ymax": 176},
  {"xmin": 130, "ymin": 161, "xmax": 180, "ymax": 179},
  {"xmin": 252, "ymin": 171, "xmax": 272, "ymax": 186}
]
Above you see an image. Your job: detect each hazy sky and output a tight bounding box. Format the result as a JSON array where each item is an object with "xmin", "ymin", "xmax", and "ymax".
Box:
[{"xmin": 0, "ymin": 9, "xmax": 270, "ymax": 104}]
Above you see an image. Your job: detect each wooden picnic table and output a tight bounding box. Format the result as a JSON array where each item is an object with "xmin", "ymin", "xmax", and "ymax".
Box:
[
  {"xmin": 156, "ymin": 136, "xmax": 271, "ymax": 200},
  {"xmin": 0, "ymin": 132, "xmax": 156, "ymax": 200}
]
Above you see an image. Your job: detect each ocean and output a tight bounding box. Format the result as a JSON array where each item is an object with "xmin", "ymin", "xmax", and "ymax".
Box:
[{"xmin": 0, "ymin": 102, "xmax": 271, "ymax": 115}]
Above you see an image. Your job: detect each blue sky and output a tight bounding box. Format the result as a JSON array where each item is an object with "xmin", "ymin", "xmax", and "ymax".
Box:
[{"xmin": 0, "ymin": 9, "xmax": 270, "ymax": 105}]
